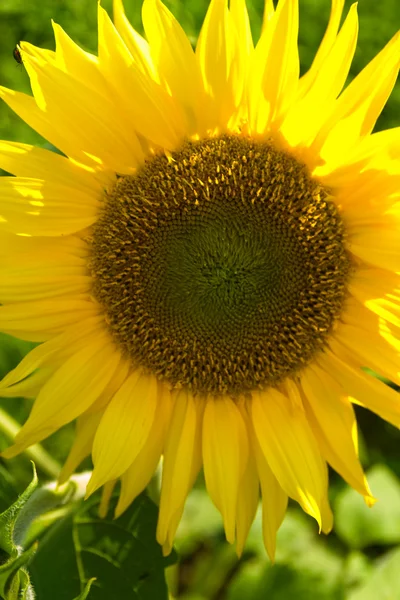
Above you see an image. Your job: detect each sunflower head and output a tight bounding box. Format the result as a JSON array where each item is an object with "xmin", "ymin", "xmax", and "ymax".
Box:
[
  {"xmin": 0, "ymin": 0, "xmax": 399, "ymax": 560},
  {"xmin": 90, "ymin": 135, "xmax": 350, "ymax": 396}
]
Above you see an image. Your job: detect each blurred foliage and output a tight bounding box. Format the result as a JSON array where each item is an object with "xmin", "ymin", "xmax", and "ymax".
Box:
[{"xmin": 0, "ymin": 0, "xmax": 400, "ymax": 599}]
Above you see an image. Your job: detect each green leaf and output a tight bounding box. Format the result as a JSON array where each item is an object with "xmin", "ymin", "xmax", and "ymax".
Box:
[
  {"xmin": 0, "ymin": 542, "xmax": 37, "ymax": 600},
  {"xmin": 0, "ymin": 465, "xmax": 89, "ymax": 599},
  {"xmin": 29, "ymin": 492, "xmax": 176, "ymax": 600},
  {"xmin": 334, "ymin": 464, "xmax": 400, "ymax": 549},
  {"xmin": 0, "ymin": 465, "xmax": 20, "ymax": 512},
  {"xmin": 72, "ymin": 577, "xmax": 96, "ymax": 600},
  {"xmin": 0, "ymin": 464, "xmax": 38, "ymax": 600},
  {"xmin": 348, "ymin": 548, "xmax": 400, "ymax": 600},
  {"xmin": 13, "ymin": 480, "xmax": 76, "ymax": 549},
  {"xmin": 0, "ymin": 462, "xmax": 38, "ymax": 556}
]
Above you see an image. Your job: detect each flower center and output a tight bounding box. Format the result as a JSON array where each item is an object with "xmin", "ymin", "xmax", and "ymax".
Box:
[{"xmin": 90, "ymin": 136, "xmax": 350, "ymax": 396}]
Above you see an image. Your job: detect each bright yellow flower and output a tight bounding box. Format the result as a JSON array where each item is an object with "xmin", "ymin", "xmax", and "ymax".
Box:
[{"xmin": 1, "ymin": 0, "xmax": 400, "ymax": 559}]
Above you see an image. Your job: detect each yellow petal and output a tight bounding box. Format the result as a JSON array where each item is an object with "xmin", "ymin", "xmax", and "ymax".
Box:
[
  {"xmin": 0, "ymin": 316, "xmax": 102, "ymax": 392},
  {"xmin": 251, "ymin": 385, "xmax": 326, "ymax": 528},
  {"xmin": 0, "ymin": 262, "xmax": 90, "ymax": 304},
  {"xmin": 314, "ymin": 31, "xmax": 400, "ymax": 163},
  {"xmin": 315, "ymin": 128, "xmax": 400, "ymax": 183},
  {"xmin": 0, "ymin": 141, "xmax": 102, "ymax": 193},
  {"xmin": 142, "ymin": 0, "xmax": 207, "ymax": 134},
  {"xmin": 202, "ymin": 396, "xmax": 249, "ymax": 544},
  {"xmin": 320, "ymin": 486, "xmax": 334, "ymax": 534},
  {"xmin": 0, "ymin": 177, "xmax": 99, "ymax": 236},
  {"xmin": 0, "ymin": 241, "xmax": 87, "ymax": 269},
  {"xmin": 113, "ymin": 0, "xmax": 156, "ymax": 79},
  {"xmin": 348, "ymin": 267, "xmax": 400, "ymax": 327},
  {"xmin": 282, "ymin": 3, "xmax": 358, "ymax": 148},
  {"xmin": 0, "ymin": 233, "xmax": 89, "ymax": 259},
  {"xmin": 261, "ymin": 0, "xmax": 275, "ymax": 36},
  {"xmin": 235, "ymin": 451, "xmax": 259, "ymax": 557},
  {"xmin": 340, "ymin": 295, "xmax": 384, "ymax": 332},
  {"xmin": 0, "ymin": 367, "xmax": 53, "ymax": 399},
  {"xmin": 297, "ymin": 0, "xmax": 345, "ymax": 98},
  {"xmin": 58, "ymin": 410, "xmax": 103, "ymax": 484},
  {"xmin": 0, "ymin": 298, "xmax": 97, "ymax": 342},
  {"xmin": 98, "ymin": 5, "xmax": 186, "ymax": 150},
  {"xmin": 251, "ymin": 425, "xmax": 288, "ymax": 562},
  {"xmin": 318, "ymin": 349, "xmax": 400, "ymax": 428},
  {"xmin": 0, "ymin": 86, "xmax": 100, "ymax": 171},
  {"xmin": 157, "ymin": 390, "xmax": 203, "ymax": 551},
  {"xmin": 52, "ymin": 22, "xmax": 109, "ymax": 97},
  {"xmin": 348, "ymin": 227, "xmax": 400, "ymax": 273},
  {"xmin": 229, "ymin": 0, "xmax": 253, "ymax": 123},
  {"xmin": 20, "ymin": 45, "xmax": 143, "ymax": 174},
  {"xmin": 248, "ymin": 0, "xmax": 299, "ymax": 134},
  {"xmin": 332, "ymin": 177, "xmax": 400, "ymax": 223},
  {"xmin": 301, "ymin": 364, "xmax": 374, "ymax": 500},
  {"xmin": 349, "ymin": 127, "xmax": 400, "ymax": 166},
  {"xmin": 366, "ymin": 297, "xmax": 400, "ymax": 330},
  {"xmin": 86, "ymin": 356, "xmax": 132, "ymax": 415},
  {"xmin": 115, "ymin": 382, "xmax": 172, "ymax": 517},
  {"xmin": 99, "ymin": 480, "xmax": 117, "ymax": 518},
  {"xmin": 87, "ymin": 371, "xmax": 158, "ymax": 495},
  {"xmin": 230, "ymin": 0, "xmax": 253, "ymax": 57},
  {"xmin": 19, "ymin": 41, "xmax": 55, "ymax": 64},
  {"xmin": 381, "ymin": 321, "xmax": 400, "ymax": 355},
  {"xmin": 3, "ymin": 332, "xmax": 120, "ymax": 456},
  {"xmin": 196, "ymin": 0, "xmax": 238, "ymax": 130},
  {"xmin": 333, "ymin": 325, "xmax": 400, "ymax": 386}
]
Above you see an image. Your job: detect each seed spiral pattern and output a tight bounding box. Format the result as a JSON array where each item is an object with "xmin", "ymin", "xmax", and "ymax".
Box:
[{"xmin": 90, "ymin": 136, "xmax": 350, "ymax": 396}]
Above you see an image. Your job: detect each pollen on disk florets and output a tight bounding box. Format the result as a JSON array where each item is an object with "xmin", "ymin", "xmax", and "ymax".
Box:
[{"xmin": 89, "ymin": 135, "xmax": 351, "ymax": 396}]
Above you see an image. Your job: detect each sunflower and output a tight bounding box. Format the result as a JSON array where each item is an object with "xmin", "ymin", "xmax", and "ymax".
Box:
[{"xmin": 0, "ymin": 0, "xmax": 399, "ymax": 559}]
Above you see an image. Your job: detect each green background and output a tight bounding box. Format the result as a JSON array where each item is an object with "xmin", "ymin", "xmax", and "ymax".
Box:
[{"xmin": 0, "ymin": 1, "xmax": 400, "ymax": 599}]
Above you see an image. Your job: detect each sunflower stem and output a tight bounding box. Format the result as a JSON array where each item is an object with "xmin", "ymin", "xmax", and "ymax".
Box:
[{"xmin": 0, "ymin": 408, "xmax": 60, "ymax": 479}]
